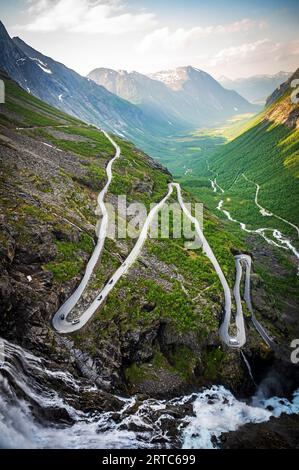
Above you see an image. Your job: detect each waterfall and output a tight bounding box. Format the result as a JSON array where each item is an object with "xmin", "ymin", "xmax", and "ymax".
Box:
[
  {"xmin": 1, "ymin": 337, "xmax": 299, "ymax": 449},
  {"xmin": 240, "ymin": 350, "xmax": 257, "ymax": 387}
]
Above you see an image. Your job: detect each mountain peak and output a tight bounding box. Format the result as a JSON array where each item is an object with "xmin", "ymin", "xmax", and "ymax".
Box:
[
  {"xmin": 89, "ymin": 67, "xmax": 118, "ymax": 75},
  {"xmin": 178, "ymin": 65, "xmax": 204, "ymax": 74},
  {"xmin": 149, "ymin": 66, "xmax": 214, "ymax": 91},
  {"xmin": 88, "ymin": 68, "xmax": 142, "ymax": 79},
  {"xmin": 0, "ymin": 20, "xmax": 11, "ymax": 40},
  {"xmin": 13, "ymin": 36, "xmax": 41, "ymax": 56}
]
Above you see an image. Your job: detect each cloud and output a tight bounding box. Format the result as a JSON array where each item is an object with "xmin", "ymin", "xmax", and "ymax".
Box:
[
  {"xmin": 17, "ymin": 0, "xmax": 156, "ymax": 34},
  {"xmin": 138, "ymin": 19, "xmax": 264, "ymax": 53},
  {"xmin": 208, "ymin": 38, "xmax": 299, "ymax": 66}
]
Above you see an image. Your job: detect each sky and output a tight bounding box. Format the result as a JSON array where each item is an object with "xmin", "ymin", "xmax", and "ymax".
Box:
[{"xmin": 1, "ymin": 0, "xmax": 299, "ymax": 79}]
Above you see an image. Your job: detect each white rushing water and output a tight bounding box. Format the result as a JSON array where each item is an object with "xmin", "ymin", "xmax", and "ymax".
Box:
[
  {"xmin": 240, "ymin": 351, "xmax": 257, "ymax": 387},
  {"xmin": 0, "ymin": 338, "xmax": 298, "ymax": 449}
]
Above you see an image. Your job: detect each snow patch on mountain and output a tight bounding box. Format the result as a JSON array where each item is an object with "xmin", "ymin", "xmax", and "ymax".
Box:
[
  {"xmin": 150, "ymin": 69, "xmax": 182, "ymax": 87},
  {"xmin": 16, "ymin": 58, "xmax": 26, "ymax": 65},
  {"xmin": 30, "ymin": 57, "xmax": 52, "ymax": 74}
]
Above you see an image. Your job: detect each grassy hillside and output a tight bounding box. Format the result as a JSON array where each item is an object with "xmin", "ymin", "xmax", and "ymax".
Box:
[
  {"xmin": 180, "ymin": 72, "xmax": 299, "ymax": 243},
  {"xmin": 131, "ymin": 113, "xmax": 256, "ymax": 177}
]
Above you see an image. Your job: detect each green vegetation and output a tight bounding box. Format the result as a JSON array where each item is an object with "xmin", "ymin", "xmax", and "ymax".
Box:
[
  {"xmin": 167, "ymin": 345, "xmax": 198, "ymax": 380},
  {"xmin": 202, "ymin": 347, "xmax": 226, "ymax": 380},
  {"xmin": 111, "ymin": 137, "xmax": 170, "ymax": 205},
  {"xmin": 125, "ymin": 362, "xmax": 150, "ymax": 385},
  {"xmin": 131, "ymin": 113, "xmax": 257, "ymax": 178},
  {"xmin": 208, "ymin": 123, "xmax": 298, "ymax": 229},
  {"xmin": 125, "ymin": 347, "xmax": 198, "ymax": 387},
  {"xmin": 179, "ymin": 85, "xmax": 299, "ymax": 237},
  {"xmin": 44, "ymin": 233, "xmax": 94, "ymax": 282},
  {"xmin": 91, "ymin": 275, "xmax": 199, "ymax": 333},
  {"xmin": 22, "ymin": 203, "xmax": 53, "ymax": 221},
  {"xmin": 3, "ymin": 79, "xmax": 81, "ymax": 126},
  {"xmin": 5, "ymin": 100, "xmax": 64, "ymax": 127}
]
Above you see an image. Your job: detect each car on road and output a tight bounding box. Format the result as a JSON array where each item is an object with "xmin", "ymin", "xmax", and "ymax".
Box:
[
  {"xmin": 60, "ymin": 314, "xmax": 65, "ymax": 320},
  {"xmin": 109, "ymin": 279, "xmax": 114, "ymax": 285},
  {"xmin": 229, "ymin": 338, "xmax": 239, "ymax": 346},
  {"xmin": 98, "ymin": 295, "xmax": 103, "ymax": 301},
  {"xmin": 71, "ymin": 319, "xmax": 80, "ymax": 325}
]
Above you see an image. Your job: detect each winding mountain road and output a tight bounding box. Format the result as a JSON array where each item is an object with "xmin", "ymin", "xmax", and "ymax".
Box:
[
  {"xmin": 53, "ymin": 129, "xmax": 120, "ymax": 332},
  {"xmin": 233, "ymin": 255, "xmax": 273, "ymax": 348},
  {"xmin": 53, "ymin": 182, "xmax": 175, "ymax": 333},
  {"xmin": 52, "ymin": 131, "xmax": 271, "ymax": 349}
]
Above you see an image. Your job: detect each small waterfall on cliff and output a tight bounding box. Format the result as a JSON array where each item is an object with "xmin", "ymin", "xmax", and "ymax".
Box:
[
  {"xmin": 1, "ymin": 337, "xmax": 299, "ymax": 449},
  {"xmin": 240, "ymin": 350, "xmax": 257, "ymax": 387}
]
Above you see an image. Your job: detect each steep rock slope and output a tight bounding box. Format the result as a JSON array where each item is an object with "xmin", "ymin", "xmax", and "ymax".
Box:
[{"xmin": 221, "ymin": 413, "xmax": 299, "ymax": 449}]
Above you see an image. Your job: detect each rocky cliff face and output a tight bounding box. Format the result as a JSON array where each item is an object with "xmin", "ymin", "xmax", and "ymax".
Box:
[
  {"xmin": 265, "ymin": 68, "xmax": 299, "ymax": 128},
  {"xmin": 221, "ymin": 413, "xmax": 299, "ymax": 449}
]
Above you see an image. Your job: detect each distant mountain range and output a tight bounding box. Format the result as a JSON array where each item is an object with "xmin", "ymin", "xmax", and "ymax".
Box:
[
  {"xmin": 219, "ymin": 72, "xmax": 292, "ymax": 104},
  {"xmin": 88, "ymin": 66, "xmax": 258, "ymax": 128},
  {"xmin": 0, "ymin": 17, "xmax": 260, "ymax": 146},
  {"xmin": 87, "ymin": 68, "xmax": 190, "ymax": 129},
  {"xmin": 0, "ymin": 20, "xmax": 173, "ymax": 142}
]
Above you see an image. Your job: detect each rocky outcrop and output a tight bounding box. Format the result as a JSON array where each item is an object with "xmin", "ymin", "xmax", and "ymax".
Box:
[
  {"xmin": 265, "ymin": 68, "xmax": 299, "ymax": 128},
  {"xmin": 266, "ymin": 68, "xmax": 299, "ymax": 107},
  {"xmin": 221, "ymin": 414, "xmax": 299, "ymax": 449}
]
